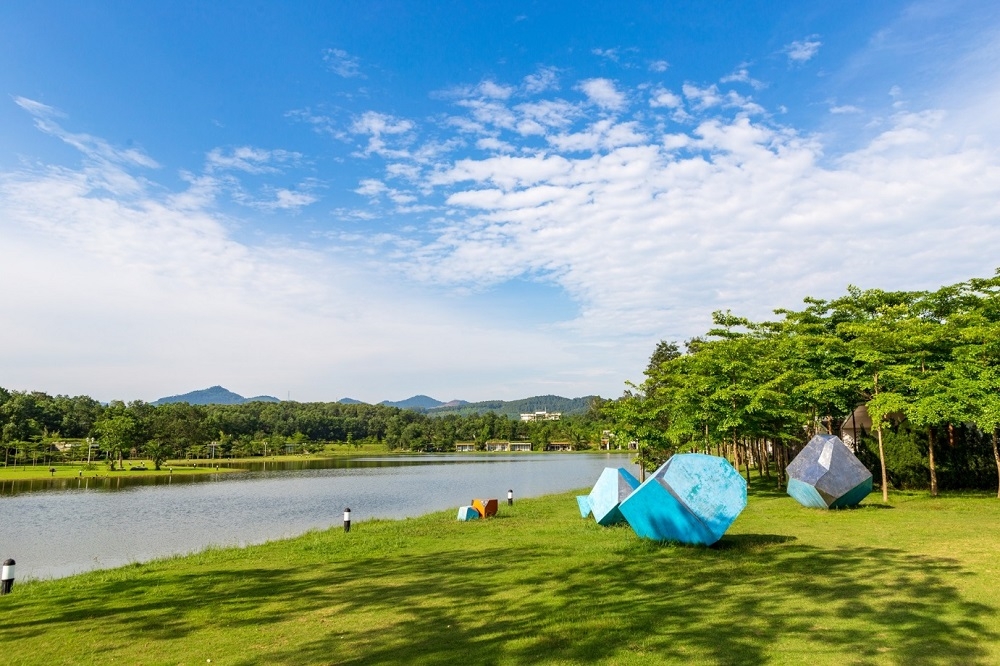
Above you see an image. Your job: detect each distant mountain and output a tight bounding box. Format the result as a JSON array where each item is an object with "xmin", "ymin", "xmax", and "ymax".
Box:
[
  {"xmin": 337, "ymin": 397, "xmax": 365, "ymax": 405},
  {"xmin": 428, "ymin": 395, "xmax": 598, "ymax": 418},
  {"xmin": 153, "ymin": 386, "xmax": 280, "ymax": 406},
  {"xmin": 246, "ymin": 395, "xmax": 281, "ymax": 403},
  {"xmin": 438, "ymin": 399, "xmax": 469, "ymax": 408},
  {"xmin": 379, "ymin": 395, "xmax": 446, "ymax": 410}
]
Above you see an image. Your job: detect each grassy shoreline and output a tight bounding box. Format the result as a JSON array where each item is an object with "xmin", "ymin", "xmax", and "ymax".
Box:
[
  {"xmin": 0, "ymin": 448, "xmax": 618, "ymax": 481},
  {"xmin": 3, "ymin": 487, "xmax": 999, "ymax": 664}
]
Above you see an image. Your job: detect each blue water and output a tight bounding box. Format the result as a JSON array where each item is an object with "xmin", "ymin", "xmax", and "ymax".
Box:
[{"xmin": 0, "ymin": 453, "xmax": 636, "ymax": 580}]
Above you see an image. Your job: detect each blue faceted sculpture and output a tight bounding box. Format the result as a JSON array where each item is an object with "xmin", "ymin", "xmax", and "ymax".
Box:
[
  {"xmin": 587, "ymin": 467, "xmax": 640, "ymax": 526},
  {"xmin": 619, "ymin": 453, "xmax": 747, "ymax": 545},
  {"xmin": 786, "ymin": 434, "xmax": 872, "ymax": 509},
  {"xmin": 457, "ymin": 505, "xmax": 480, "ymax": 521},
  {"xmin": 576, "ymin": 495, "xmax": 592, "ymax": 518}
]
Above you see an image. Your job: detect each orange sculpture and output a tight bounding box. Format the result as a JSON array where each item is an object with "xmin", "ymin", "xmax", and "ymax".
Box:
[{"xmin": 471, "ymin": 498, "xmax": 498, "ymax": 518}]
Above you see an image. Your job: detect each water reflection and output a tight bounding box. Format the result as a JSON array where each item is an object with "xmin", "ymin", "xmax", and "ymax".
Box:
[
  {"xmin": 0, "ymin": 455, "xmax": 510, "ymax": 496},
  {"xmin": 0, "ymin": 453, "xmax": 636, "ymax": 580}
]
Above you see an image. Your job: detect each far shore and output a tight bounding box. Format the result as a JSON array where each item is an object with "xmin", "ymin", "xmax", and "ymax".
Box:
[{"xmin": 0, "ymin": 447, "xmax": 626, "ymax": 482}]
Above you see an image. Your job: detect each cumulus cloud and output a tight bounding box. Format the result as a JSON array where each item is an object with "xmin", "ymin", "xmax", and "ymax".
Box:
[
  {"xmin": 326, "ymin": 74, "xmax": 1000, "ymax": 357},
  {"xmin": 649, "ymin": 87, "xmax": 683, "ymax": 109},
  {"xmin": 351, "ymin": 111, "xmax": 416, "ymax": 158},
  {"xmin": 720, "ymin": 67, "xmax": 766, "ymax": 90},
  {"xmin": 11, "ymin": 42, "xmax": 1000, "ymax": 401},
  {"xmin": 648, "ymin": 60, "xmax": 669, "ymax": 72},
  {"xmin": 523, "ymin": 67, "xmax": 560, "ymax": 93},
  {"xmin": 0, "ymin": 106, "xmax": 574, "ymax": 401},
  {"xmin": 578, "ymin": 78, "xmax": 626, "ymax": 111},
  {"xmin": 785, "ymin": 37, "xmax": 822, "ymax": 63}
]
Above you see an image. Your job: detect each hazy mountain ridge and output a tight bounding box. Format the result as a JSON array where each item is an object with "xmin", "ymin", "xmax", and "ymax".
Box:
[
  {"xmin": 154, "ymin": 389, "xmax": 594, "ymax": 416},
  {"xmin": 153, "ymin": 386, "xmax": 280, "ymax": 406},
  {"xmin": 428, "ymin": 394, "xmax": 598, "ymax": 418},
  {"xmin": 378, "ymin": 395, "xmax": 469, "ymax": 410}
]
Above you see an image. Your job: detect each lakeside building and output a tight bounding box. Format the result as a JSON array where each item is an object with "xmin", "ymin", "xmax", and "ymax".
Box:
[
  {"xmin": 520, "ymin": 410, "xmax": 561, "ymax": 422},
  {"xmin": 510, "ymin": 442, "xmax": 533, "ymax": 452}
]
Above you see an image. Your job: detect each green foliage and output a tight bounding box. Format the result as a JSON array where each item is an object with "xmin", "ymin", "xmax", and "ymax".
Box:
[{"xmin": 605, "ymin": 269, "xmax": 1000, "ymax": 492}]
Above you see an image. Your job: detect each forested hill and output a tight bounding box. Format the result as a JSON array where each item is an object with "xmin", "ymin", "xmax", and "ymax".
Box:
[
  {"xmin": 153, "ymin": 386, "xmax": 280, "ymax": 406},
  {"xmin": 379, "ymin": 395, "xmax": 459, "ymax": 410},
  {"xmin": 428, "ymin": 395, "xmax": 598, "ymax": 418}
]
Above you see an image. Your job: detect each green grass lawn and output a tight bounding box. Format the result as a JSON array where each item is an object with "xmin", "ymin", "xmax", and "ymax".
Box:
[
  {"xmin": 0, "ymin": 461, "xmax": 237, "ymax": 481},
  {"xmin": 2, "ymin": 485, "xmax": 998, "ymax": 665}
]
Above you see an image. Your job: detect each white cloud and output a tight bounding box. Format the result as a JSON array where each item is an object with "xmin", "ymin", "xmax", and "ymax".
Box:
[
  {"xmin": 476, "ymin": 137, "xmax": 515, "ymax": 152},
  {"xmin": 578, "ymin": 78, "xmax": 626, "ymax": 111},
  {"xmin": 523, "ymin": 67, "xmax": 559, "ymax": 93},
  {"xmin": 649, "ymin": 87, "xmax": 683, "ymax": 109},
  {"xmin": 351, "ymin": 111, "xmax": 416, "ymax": 158},
  {"xmin": 477, "ymin": 80, "xmax": 516, "ymax": 100},
  {"xmin": 514, "ymin": 99, "xmax": 580, "ymax": 129},
  {"xmin": 592, "ymin": 48, "xmax": 619, "ymax": 62},
  {"xmin": 0, "ymin": 111, "xmax": 576, "ymax": 402},
  {"xmin": 830, "ymin": 104, "xmax": 863, "ymax": 114},
  {"xmin": 682, "ymin": 83, "xmax": 724, "ymax": 110},
  {"xmin": 13, "ymin": 96, "xmax": 64, "ymax": 118},
  {"xmin": 323, "ymin": 48, "xmax": 363, "ymax": 78},
  {"xmin": 648, "ymin": 60, "xmax": 669, "ymax": 72},
  {"xmin": 15, "ymin": 96, "xmax": 159, "ymax": 171},
  {"xmin": 785, "ymin": 37, "xmax": 822, "ymax": 63},
  {"xmin": 376, "ymin": 91, "xmax": 1000, "ymax": 357},
  {"xmin": 205, "ymin": 146, "xmax": 301, "ymax": 174},
  {"xmin": 720, "ymin": 67, "xmax": 766, "ymax": 90}
]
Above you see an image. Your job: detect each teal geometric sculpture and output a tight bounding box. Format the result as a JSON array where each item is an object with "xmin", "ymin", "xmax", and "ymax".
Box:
[
  {"xmin": 457, "ymin": 505, "xmax": 480, "ymax": 521},
  {"xmin": 587, "ymin": 467, "xmax": 640, "ymax": 526},
  {"xmin": 576, "ymin": 495, "xmax": 592, "ymax": 518},
  {"xmin": 619, "ymin": 453, "xmax": 747, "ymax": 545},
  {"xmin": 786, "ymin": 434, "xmax": 872, "ymax": 509}
]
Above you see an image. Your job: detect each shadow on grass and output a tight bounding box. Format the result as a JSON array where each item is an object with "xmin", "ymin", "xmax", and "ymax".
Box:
[
  {"xmin": 2, "ymin": 524, "xmax": 993, "ymax": 666},
  {"xmin": 712, "ymin": 533, "xmax": 796, "ymax": 549}
]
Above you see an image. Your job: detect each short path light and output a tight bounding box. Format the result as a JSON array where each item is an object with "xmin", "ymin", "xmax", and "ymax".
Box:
[
  {"xmin": 344, "ymin": 507, "xmax": 351, "ymax": 533},
  {"xmin": 1, "ymin": 559, "xmax": 15, "ymax": 595},
  {"xmin": 508, "ymin": 489, "xmax": 514, "ymax": 506}
]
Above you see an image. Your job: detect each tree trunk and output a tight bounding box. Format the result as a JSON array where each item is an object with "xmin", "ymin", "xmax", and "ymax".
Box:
[
  {"xmin": 928, "ymin": 427, "xmax": 938, "ymax": 497},
  {"xmin": 877, "ymin": 426, "xmax": 889, "ymax": 503},
  {"xmin": 993, "ymin": 429, "xmax": 1000, "ymax": 500}
]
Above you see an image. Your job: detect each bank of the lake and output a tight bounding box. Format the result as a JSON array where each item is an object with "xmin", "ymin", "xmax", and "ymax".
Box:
[
  {"xmin": 0, "ymin": 461, "xmax": 237, "ymax": 482},
  {"xmin": 1, "ymin": 453, "xmax": 636, "ymax": 579},
  {"xmin": 2, "ymin": 486, "xmax": 999, "ymax": 665},
  {"xmin": 0, "ymin": 447, "xmax": 607, "ymax": 481}
]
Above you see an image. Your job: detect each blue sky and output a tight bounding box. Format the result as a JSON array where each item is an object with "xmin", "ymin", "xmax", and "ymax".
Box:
[{"xmin": 2, "ymin": 1, "xmax": 1000, "ymax": 403}]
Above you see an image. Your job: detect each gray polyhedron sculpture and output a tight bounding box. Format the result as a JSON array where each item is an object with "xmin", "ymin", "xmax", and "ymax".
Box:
[{"xmin": 786, "ymin": 434, "xmax": 873, "ymax": 509}]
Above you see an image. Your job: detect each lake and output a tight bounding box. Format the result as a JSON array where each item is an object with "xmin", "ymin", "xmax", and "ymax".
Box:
[{"xmin": 0, "ymin": 453, "xmax": 637, "ymax": 580}]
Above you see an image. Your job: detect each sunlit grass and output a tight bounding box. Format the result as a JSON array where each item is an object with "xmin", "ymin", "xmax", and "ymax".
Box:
[{"xmin": 2, "ymin": 486, "xmax": 999, "ymax": 664}]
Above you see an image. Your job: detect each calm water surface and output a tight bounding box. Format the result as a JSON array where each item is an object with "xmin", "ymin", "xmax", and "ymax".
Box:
[{"xmin": 0, "ymin": 453, "xmax": 636, "ymax": 580}]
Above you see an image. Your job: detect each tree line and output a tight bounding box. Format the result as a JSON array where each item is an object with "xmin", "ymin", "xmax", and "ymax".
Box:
[
  {"xmin": 0, "ymin": 389, "xmax": 609, "ymax": 470},
  {"xmin": 603, "ymin": 271, "xmax": 1000, "ymax": 497}
]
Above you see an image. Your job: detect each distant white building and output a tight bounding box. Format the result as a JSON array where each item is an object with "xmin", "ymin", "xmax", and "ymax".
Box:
[{"xmin": 520, "ymin": 410, "xmax": 561, "ymax": 422}]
